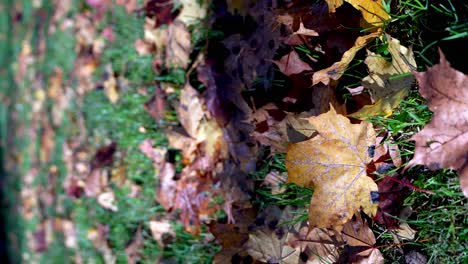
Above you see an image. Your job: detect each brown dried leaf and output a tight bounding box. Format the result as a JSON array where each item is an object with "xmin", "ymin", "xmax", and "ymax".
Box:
[
  {"xmin": 286, "ymin": 107, "xmax": 378, "ymax": 229},
  {"xmin": 313, "ymin": 32, "xmax": 380, "ymax": 85},
  {"xmin": 273, "ymin": 50, "xmax": 313, "ymax": 76},
  {"xmin": 166, "ymin": 20, "xmax": 191, "ymax": 69},
  {"xmin": 246, "ymin": 229, "xmax": 300, "ymax": 264},
  {"xmin": 149, "ymin": 220, "xmax": 175, "ymax": 246},
  {"xmin": 125, "ymin": 228, "xmax": 144, "ymax": 264},
  {"xmin": 407, "ymin": 51, "xmax": 468, "ymax": 197},
  {"xmin": 352, "ymin": 35, "xmax": 416, "ymax": 118}
]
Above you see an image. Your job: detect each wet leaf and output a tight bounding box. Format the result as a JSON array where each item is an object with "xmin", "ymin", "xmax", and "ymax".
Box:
[{"xmin": 286, "ymin": 107, "xmax": 378, "ymax": 229}]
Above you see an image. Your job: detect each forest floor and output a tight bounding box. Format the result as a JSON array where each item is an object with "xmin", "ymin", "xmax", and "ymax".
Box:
[{"xmin": 1, "ymin": 0, "xmax": 467, "ymax": 263}]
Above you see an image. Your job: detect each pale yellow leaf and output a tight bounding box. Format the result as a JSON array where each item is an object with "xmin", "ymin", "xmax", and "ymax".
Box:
[{"xmin": 286, "ymin": 107, "xmax": 378, "ymax": 229}]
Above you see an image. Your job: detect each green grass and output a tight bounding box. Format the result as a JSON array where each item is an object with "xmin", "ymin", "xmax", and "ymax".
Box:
[{"xmin": 365, "ymin": 91, "xmax": 466, "ymax": 263}]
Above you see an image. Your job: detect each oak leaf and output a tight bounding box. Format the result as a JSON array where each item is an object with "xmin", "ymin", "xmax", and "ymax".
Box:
[
  {"xmin": 286, "ymin": 107, "xmax": 378, "ymax": 229},
  {"xmin": 407, "ymin": 51, "xmax": 468, "ymax": 197}
]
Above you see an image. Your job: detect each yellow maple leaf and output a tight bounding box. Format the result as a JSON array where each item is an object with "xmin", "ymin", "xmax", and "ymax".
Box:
[
  {"xmin": 286, "ymin": 107, "xmax": 378, "ymax": 230},
  {"xmin": 352, "ymin": 35, "xmax": 416, "ymax": 119},
  {"xmin": 313, "ymin": 32, "xmax": 380, "ymax": 86},
  {"xmin": 324, "ymin": 0, "xmax": 390, "ymax": 27}
]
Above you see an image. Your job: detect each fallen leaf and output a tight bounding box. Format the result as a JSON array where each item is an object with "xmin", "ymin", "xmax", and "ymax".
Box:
[
  {"xmin": 97, "ymin": 191, "xmax": 118, "ymax": 211},
  {"xmin": 246, "ymin": 228, "xmax": 300, "ymax": 264},
  {"xmin": 262, "ymin": 171, "xmax": 287, "ymax": 195},
  {"xmin": 125, "ymin": 228, "xmax": 144, "ymax": 264},
  {"xmin": 374, "ymin": 175, "xmax": 411, "ymax": 228},
  {"xmin": 313, "ymin": 32, "xmax": 380, "ymax": 85},
  {"xmin": 293, "ymin": 226, "xmax": 343, "ymax": 263},
  {"xmin": 149, "ymin": 220, "xmax": 175, "ymax": 246},
  {"xmin": 245, "ymin": 206, "xmax": 300, "ymax": 263},
  {"xmin": 166, "ymin": 20, "xmax": 191, "ymax": 69},
  {"xmin": 352, "ymin": 35, "xmax": 416, "ymax": 118},
  {"xmin": 144, "ymin": 0, "xmax": 178, "ymax": 27},
  {"xmin": 286, "ymin": 106, "xmax": 378, "ymax": 229},
  {"xmin": 139, "ymin": 140, "xmax": 177, "ymax": 210},
  {"xmin": 324, "ymin": 0, "xmax": 390, "ymax": 27},
  {"xmin": 87, "ymin": 225, "xmax": 116, "ymax": 264},
  {"xmin": 342, "ymin": 214, "xmax": 377, "ymax": 257},
  {"xmin": 283, "ymin": 22, "xmax": 319, "ymax": 45},
  {"xmin": 250, "ymin": 103, "xmax": 317, "ymax": 152},
  {"xmin": 144, "ymin": 84, "xmax": 167, "ymax": 122},
  {"xmin": 116, "ymin": 0, "xmax": 138, "ymax": 13},
  {"xmin": 103, "ymin": 66, "xmax": 119, "ymax": 103},
  {"xmin": 406, "ymin": 51, "xmax": 468, "ymax": 197},
  {"xmin": 273, "ymin": 50, "xmax": 313, "ymax": 76},
  {"xmin": 177, "ymin": 0, "xmax": 207, "ymax": 26},
  {"xmin": 392, "ymin": 222, "xmax": 416, "ymax": 241}
]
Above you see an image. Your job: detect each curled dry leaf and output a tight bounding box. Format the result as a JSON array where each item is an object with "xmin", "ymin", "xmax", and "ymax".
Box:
[
  {"xmin": 352, "ymin": 35, "xmax": 417, "ymax": 118},
  {"xmin": 286, "ymin": 106, "xmax": 378, "ymax": 229},
  {"xmin": 313, "ymin": 32, "xmax": 380, "ymax": 85},
  {"xmin": 407, "ymin": 51, "xmax": 468, "ymax": 197}
]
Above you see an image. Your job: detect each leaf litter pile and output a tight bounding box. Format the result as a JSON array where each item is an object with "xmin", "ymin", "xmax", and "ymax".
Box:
[{"xmin": 4, "ymin": 0, "xmax": 467, "ymax": 263}]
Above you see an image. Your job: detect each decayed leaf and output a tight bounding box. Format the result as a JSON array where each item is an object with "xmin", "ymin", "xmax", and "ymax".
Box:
[
  {"xmin": 149, "ymin": 220, "xmax": 175, "ymax": 247},
  {"xmin": 286, "ymin": 106, "xmax": 378, "ymax": 229},
  {"xmin": 313, "ymin": 32, "xmax": 380, "ymax": 85},
  {"xmin": 246, "ymin": 229, "xmax": 300, "ymax": 264},
  {"xmin": 341, "ymin": 215, "xmax": 384, "ymax": 263},
  {"xmin": 324, "ymin": 0, "xmax": 390, "ymax": 27},
  {"xmin": 250, "ymin": 104, "xmax": 316, "ymax": 152},
  {"xmin": 342, "ymin": 215, "xmax": 377, "ymax": 256},
  {"xmin": 293, "ymin": 226, "xmax": 343, "ymax": 263},
  {"xmin": 407, "ymin": 51, "xmax": 468, "ymax": 197},
  {"xmin": 177, "ymin": 0, "xmax": 207, "ymax": 26},
  {"xmin": 139, "ymin": 140, "xmax": 176, "ymax": 210},
  {"xmin": 125, "ymin": 228, "xmax": 144, "ymax": 264},
  {"xmin": 97, "ymin": 191, "xmax": 118, "ymax": 211},
  {"xmin": 87, "ymin": 225, "xmax": 116, "ymax": 264},
  {"xmin": 103, "ymin": 66, "xmax": 119, "ymax": 103},
  {"xmin": 166, "ymin": 20, "xmax": 191, "ymax": 69},
  {"xmin": 352, "ymin": 35, "xmax": 416, "ymax": 118},
  {"xmin": 177, "ymin": 83, "xmax": 227, "ymax": 160},
  {"xmin": 273, "ymin": 50, "xmax": 313, "ymax": 76},
  {"xmin": 262, "ymin": 171, "xmax": 287, "ymax": 195}
]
